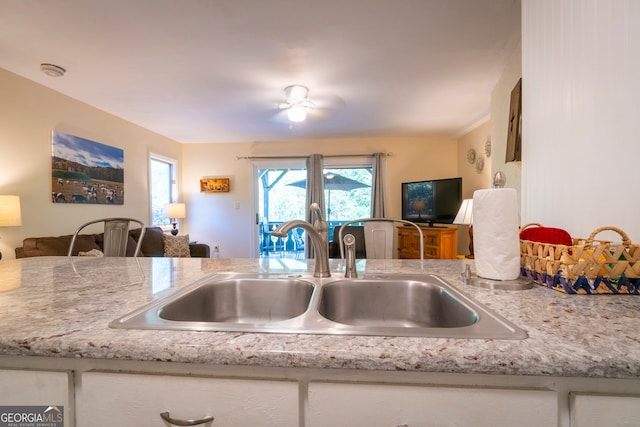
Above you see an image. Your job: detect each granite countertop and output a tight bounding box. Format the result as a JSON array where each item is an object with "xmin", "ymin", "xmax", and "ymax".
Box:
[{"xmin": 0, "ymin": 256, "xmax": 638, "ymax": 379}]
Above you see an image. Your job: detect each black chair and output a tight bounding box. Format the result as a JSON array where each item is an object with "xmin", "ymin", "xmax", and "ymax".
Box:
[{"xmin": 328, "ymin": 225, "xmax": 366, "ymax": 259}]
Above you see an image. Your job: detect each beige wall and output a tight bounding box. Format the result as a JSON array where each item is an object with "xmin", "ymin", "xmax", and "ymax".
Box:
[
  {"xmin": 491, "ymin": 42, "xmax": 522, "ymax": 216},
  {"xmin": 0, "ymin": 68, "xmax": 181, "ymax": 259},
  {"xmin": 455, "ymin": 120, "xmax": 492, "ymax": 256},
  {"xmin": 182, "ymin": 137, "xmax": 459, "ymax": 258},
  {"xmin": 456, "ymin": 121, "xmax": 492, "ymax": 199}
]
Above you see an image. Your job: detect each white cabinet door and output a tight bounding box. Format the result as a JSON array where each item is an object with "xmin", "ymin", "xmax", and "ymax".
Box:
[
  {"xmin": 571, "ymin": 393, "xmax": 640, "ymax": 427},
  {"xmin": 308, "ymin": 382, "xmax": 557, "ymax": 427},
  {"xmin": 0, "ymin": 369, "xmax": 70, "ymax": 426},
  {"xmin": 77, "ymin": 371, "xmax": 298, "ymax": 427}
]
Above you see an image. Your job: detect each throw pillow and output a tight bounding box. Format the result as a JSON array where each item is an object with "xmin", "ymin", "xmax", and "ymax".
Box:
[
  {"xmin": 164, "ymin": 234, "xmax": 191, "ymax": 258},
  {"xmin": 78, "ymin": 249, "xmax": 104, "ymax": 257}
]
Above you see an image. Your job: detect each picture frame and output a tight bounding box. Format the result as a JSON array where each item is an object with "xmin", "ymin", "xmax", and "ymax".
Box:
[
  {"xmin": 200, "ymin": 178, "xmax": 230, "ymax": 193},
  {"xmin": 506, "ymin": 78, "xmax": 522, "ymax": 162},
  {"xmin": 51, "ymin": 130, "xmax": 125, "ymax": 204}
]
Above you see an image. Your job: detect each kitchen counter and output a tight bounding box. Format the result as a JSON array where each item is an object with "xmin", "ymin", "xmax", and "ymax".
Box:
[{"xmin": 0, "ymin": 256, "xmax": 638, "ymax": 380}]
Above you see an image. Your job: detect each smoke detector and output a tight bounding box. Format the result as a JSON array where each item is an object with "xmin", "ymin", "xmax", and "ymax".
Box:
[{"xmin": 40, "ymin": 63, "xmax": 66, "ymax": 77}]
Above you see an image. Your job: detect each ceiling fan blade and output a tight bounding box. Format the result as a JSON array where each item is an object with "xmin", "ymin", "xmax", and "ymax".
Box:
[
  {"xmin": 306, "ymin": 107, "xmax": 334, "ymax": 120},
  {"xmin": 312, "ymin": 94, "xmax": 345, "ymax": 110},
  {"xmin": 268, "ymin": 109, "xmax": 291, "ymax": 124}
]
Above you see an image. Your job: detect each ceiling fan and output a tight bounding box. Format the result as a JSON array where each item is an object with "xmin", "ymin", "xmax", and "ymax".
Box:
[{"xmin": 279, "ymin": 85, "xmax": 315, "ymax": 123}]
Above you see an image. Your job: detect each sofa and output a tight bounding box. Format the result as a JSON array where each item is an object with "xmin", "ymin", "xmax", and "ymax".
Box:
[{"xmin": 15, "ymin": 226, "xmax": 210, "ymax": 258}]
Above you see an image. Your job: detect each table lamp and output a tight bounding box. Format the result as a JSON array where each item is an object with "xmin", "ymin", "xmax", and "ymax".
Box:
[
  {"xmin": 164, "ymin": 202, "xmax": 186, "ymax": 236},
  {"xmin": 453, "ymin": 199, "xmax": 473, "ymax": 258},
  {"xmin": 0, "ymin": 195, "xmax": 22, "ymax": 260}
]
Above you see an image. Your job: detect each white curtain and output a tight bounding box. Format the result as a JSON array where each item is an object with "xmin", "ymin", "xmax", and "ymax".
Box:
[
  {"xmin": 371, "ymin": 152, "xmax": 386, "ymax": 218},
  {"xmin": 305, "ymin": 154, "xmax": 324, "ymax": 257}
]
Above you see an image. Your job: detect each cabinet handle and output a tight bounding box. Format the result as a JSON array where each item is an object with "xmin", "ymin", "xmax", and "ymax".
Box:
[{"xmin": 160, "ymin": 411, "xmax": 214, "ymax": 426}]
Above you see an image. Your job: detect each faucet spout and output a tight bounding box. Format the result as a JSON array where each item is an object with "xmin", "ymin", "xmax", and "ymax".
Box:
[
  {"xmin": 309, "ymin": 202, "xmax": 328, "ymax": 243},
  {"xmin": 271, "ymin": 219, "xmax": 331, "ymax": 278}
]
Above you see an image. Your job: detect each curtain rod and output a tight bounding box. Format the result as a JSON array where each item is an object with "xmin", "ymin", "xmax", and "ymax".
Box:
[{"xmin": 236, "ymin": 152, "xmax": 392, "ymax": 160}]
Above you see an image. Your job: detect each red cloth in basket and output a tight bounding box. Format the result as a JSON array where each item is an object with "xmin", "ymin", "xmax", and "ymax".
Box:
[{"xmin": 520, "ymin": 226, "xmax": 572, "ymax": 246}]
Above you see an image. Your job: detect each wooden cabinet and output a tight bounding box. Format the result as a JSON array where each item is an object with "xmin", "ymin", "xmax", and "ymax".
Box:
[
  {"xmin": 76, "ymin": 371, "xmax": 298, "ymax": 427},
  {"xmin": 308, "ymin": 381, "xmax": 557, "ymax": 427},
  {"xmin": 397, "ymin": 226, "xmax": 457, "ymax": 259},
  {"xmin": 570, "ymin": 393, "xmax": 640, "ymax": 427}
]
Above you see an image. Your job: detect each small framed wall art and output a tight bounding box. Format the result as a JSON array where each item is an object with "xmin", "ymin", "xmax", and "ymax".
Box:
[
  {"xmin": 506, "ymin": 78, "xmax": 522, "ymax": 162},
  {"xmin": 200, "ymin": 178, "xmax": 230, "ymax": 193}
]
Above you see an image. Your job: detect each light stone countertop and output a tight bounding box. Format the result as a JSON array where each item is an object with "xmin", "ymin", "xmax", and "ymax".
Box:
[{"xmin": 0, "ymin": 256, "xmax": 638, "ymax": 379}]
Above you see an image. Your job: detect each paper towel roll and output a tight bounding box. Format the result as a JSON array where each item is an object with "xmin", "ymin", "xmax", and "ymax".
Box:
[{"xmin": 473, "ymin": 188, "xmax": 521, "ymax": 281}]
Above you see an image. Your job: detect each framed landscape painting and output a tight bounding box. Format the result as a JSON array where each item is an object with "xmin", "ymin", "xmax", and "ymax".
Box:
[
  {"xmin": 200, "ymin": 178, "xmax": 230, "ymax": 193},
  {"xmin": 51, "ymin": 130, "xmax": 125, "ymax": 204}
]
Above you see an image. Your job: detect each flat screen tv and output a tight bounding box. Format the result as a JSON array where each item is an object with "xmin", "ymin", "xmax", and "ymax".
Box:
[{"xmin": 401, "ymin": 177, "xmax": 462, "ymax": 226}]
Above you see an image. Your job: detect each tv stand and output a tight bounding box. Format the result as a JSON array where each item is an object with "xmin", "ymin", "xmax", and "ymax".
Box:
[
  {"xmin": 421, "ymin": 223, "xmax": 447, "ymax": 229},
  {"xmin": 397, "ymin": 226, "xmax": 457, "ymax": 259},
  {"xmin": 403, "ymin": 223, "xmax": 446, "ymax": 228}
]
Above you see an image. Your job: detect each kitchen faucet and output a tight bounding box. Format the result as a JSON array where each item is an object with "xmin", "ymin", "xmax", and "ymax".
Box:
[
  {"xmin": 343, "ymin": 233, "xmax": 358, "ymax": 278},
  {"xmin": 271, "ymin": 203, "xmax": 331, "ymax": 278}
]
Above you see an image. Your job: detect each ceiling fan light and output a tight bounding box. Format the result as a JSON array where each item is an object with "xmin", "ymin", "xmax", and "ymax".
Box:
[{"xmin": 288, "ymin": 105, "xmax": 306, "ymax": 122}]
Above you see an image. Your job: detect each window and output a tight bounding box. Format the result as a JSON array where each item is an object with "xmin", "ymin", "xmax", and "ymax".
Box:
[{"xmin": 149, "ymin": 154, "xmax": 178, "ymax": 227}]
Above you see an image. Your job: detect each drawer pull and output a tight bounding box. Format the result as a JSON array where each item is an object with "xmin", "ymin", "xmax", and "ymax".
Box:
[{"xmin": 160, "ymin": 411, "xmax": 214, "ymax": 426}]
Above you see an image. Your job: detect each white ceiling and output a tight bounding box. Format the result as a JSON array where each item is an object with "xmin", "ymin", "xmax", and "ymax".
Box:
[{"xmin": 0, "ymin": 0, "xmax": 521, "ymax": 144}]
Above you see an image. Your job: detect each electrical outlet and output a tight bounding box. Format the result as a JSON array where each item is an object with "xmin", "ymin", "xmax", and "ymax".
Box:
[{"xmin": 214, "ymin": 245, "xmax": 220, "ymax": 253}]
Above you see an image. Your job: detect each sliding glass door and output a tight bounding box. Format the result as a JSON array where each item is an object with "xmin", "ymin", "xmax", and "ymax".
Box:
[{"xmin": 252, "ymin": 158, "xmax": 373, "ymax": 258}]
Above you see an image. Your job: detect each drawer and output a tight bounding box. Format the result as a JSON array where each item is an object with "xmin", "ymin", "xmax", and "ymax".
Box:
[
  {"xmin": 308, "ymin": 382, "xmax": 557, "ymax": 427},
  {"xmin": 0, "ymin": 369, "xmax": 71, "ymax": 427},
  {"xmin": 423, "ymin": 232, "xmax": 440, "ymax": 245},
  {"xmin": 77, "ymin": 371, "xmax": 298, "ymax": 427},
  {"xmin": 424, "ymin": 246, "xmax": 439, "ymax": 258},
  {"xmin": 571, "ymin": 393, "xmax": 640, "ymax": 427}
]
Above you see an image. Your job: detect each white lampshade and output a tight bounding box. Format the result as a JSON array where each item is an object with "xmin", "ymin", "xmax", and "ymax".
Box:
[
  {"xmin": 287, "ymin": 105, "xmax": 307, "ymax": 122},
  {"xmin": 453, "ymin": 199, "xmax": 473, "ymax": 225},
  {"xmin": 164, "ymin": 202, "xmax": 186, "ymax": 219},
  {"xmin": 0, "ymin": 195, "xmax": 22, "ymax": 227}
]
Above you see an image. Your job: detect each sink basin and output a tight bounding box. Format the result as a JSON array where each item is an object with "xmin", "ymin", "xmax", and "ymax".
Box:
[
  {"xmin": 318, "ymin": 280, "xmax": 478, "ymax": 328},
  {"xmin": 159, "ymin": 278, "xmax": 314, "ymax": 323},
  {"xmin": 158, "ymin": 278, "xmax": 314, "ymax": 323},
  {"xmin": 111, "ymin": 273, "xmax": 527, "ymax": 339}
]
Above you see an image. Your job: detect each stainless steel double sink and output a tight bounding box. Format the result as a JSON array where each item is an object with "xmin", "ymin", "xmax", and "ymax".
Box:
[{"xmin": 110, "ymin": 273, "xmax": 527, "ymax": 339}]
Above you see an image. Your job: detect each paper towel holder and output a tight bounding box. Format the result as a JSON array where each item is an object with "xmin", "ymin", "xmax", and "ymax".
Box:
[
  {"xmin": 470, "ymin": 276, "xmax": 534, "ymax": 290},
  {"xmin": 493, "ymin": 171, "xmax": 507, "ymax": 188}
]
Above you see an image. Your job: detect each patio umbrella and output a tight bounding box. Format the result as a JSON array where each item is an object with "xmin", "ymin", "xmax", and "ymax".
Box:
[{"xmin": 287, "ymin": 173, "xmax": 370, "ymax": 222}]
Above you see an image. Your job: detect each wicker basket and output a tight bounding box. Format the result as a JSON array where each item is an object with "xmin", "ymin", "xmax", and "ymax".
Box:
[{"xmin": 520, "ymin": 225, "xmax": 640, "ymax": 294}]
